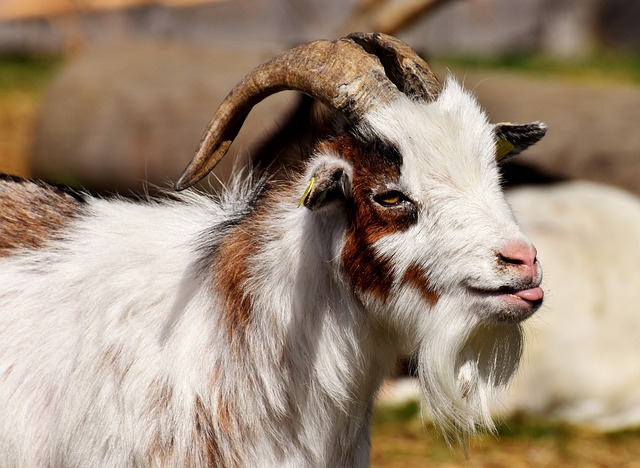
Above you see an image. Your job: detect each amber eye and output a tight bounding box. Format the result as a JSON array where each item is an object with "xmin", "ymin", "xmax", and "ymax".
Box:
[{"xmin": 374, "ymin": 190, "xmax": 407, "ymax": 207}]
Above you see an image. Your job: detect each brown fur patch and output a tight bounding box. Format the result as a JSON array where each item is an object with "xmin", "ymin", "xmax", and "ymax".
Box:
[
  {"xmin": 322, "ymin": 135, "xmax": 417, "ymax": 301},
  {"xmin": 342, "ymin": 235, "xmax": 395, "ymax": 302},
  {"xmin": 216, "ymin": 393, "xmax": 234, "ymax": 435},
  {"xmin": 212, "ymin": 226, "xmax": 256, "ymax": 343},
  {"xmin": 193, "ymin": 395, "xmax": 224, "ymax": 466},
  {"xmin": 209, "ymin": 181, "xmax": 293, "ymax": 345},
  {"xmin": 0, "ymin": 177, "xmax": 85, "ymax": 256},
  {"xmin": 146, "ymin": 378, "xmax": 176, "ymax": 464},
  {"xmin": 99, "ymin": 344, "xmax": 132, "ymax": 383},
  {"xmin": 153, "ymin": 379, "xmax": 173, "ymax": 410},
  {"xmin": 401, "ymin": 263, "xmax": 440, "ymax": 306}
]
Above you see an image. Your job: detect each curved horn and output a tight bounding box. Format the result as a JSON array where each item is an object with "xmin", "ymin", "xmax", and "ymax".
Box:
[
  {"xmin": 175, "ymin": 37, "xmax": 401, "ymax": 190},
  {"xmin": 346, "ymin": 32, "xmax": 441, "ymax": 101}
]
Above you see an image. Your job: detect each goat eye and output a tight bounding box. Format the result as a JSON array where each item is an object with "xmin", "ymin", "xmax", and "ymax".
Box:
[{"xmin": 374, "ymin": 190, "xmax": 407, "ymax": 207}]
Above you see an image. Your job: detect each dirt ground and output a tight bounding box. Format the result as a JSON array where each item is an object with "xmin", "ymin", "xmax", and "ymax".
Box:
[
  {"xmin": 372, "ymin": 424, "xmax": 640, "ymax": 467},
  {"xmin": 371, "ymin": 402, "xmax": 640, "ymax": 467}
]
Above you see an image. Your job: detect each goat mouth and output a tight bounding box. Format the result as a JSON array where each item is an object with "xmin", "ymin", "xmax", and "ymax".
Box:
[
  {"xmin": 474, "ymin": 285, "xmax": 543, "ymax": 302},
  {"xmin": 467, "ymin": 284, "xmax": 544, "ymax": 322}
]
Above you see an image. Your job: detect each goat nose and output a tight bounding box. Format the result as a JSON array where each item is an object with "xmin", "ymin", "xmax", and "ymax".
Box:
[{"xmin": 499, "ymin": 241, "xmax": 537, "ymax": 272}]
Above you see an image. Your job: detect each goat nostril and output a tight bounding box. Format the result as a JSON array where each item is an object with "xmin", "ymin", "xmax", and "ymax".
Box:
[
  {"xmin": 499, "ymin": 253, "xmax": 524, "ymax": 265},
  {"xmin": 499, "ymin": 242, "xmax": 537, "ymax": 269}
]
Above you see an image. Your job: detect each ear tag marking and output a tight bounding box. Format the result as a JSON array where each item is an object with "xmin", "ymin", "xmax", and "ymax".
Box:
[
  {"xmin": 298, "ymin": 177, "xmax": 315, "ymax": 208},
  {"xmin": 495, "ymin": 139, "xmax": 515, "ymax": 161},
  {"xmin": 495, "ymin": 122, "xmax": 514, "ymax": 161}
]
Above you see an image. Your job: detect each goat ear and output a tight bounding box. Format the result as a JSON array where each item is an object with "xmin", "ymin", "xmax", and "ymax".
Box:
[
  {"xmin": 299, "ymin": 158, "xmax": 352, "ymax": 211},
  {"xmin": 494, "ymin": 121, "xmax": 547, "ymax": 162}
]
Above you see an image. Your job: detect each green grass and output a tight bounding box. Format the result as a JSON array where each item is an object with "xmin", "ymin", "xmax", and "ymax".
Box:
[
  {"xmin": 373, "ymin": 400, "xmax": 571, "ymax": 439},
  {"xmin": 438, "ymin": 51, "xmax": 640, "ymax": 85},
  {"xmin": 0, "ymin": 53, "xmax": 61, "ymax": 93},
  {"xmin": 373, "ymin": 400, "xmax": 422, "ymax": 426},
  {"xmin": 0, "ymin": 53, "xmax": 61, "ymax": 177},
  {"xmin": 494, "ymin": 414, "xmax": 573, "ymax": 441}
]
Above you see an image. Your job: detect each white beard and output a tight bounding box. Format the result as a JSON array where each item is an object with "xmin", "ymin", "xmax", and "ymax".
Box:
[{"xmin": 417, "ymin": 299, "xmax": 524, "ymax": 443}]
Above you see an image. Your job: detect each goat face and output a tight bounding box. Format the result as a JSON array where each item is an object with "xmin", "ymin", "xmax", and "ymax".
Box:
[
  {"xmin": 301, "ymin": 78, "xmax": 545, "ymax": 438},
  {"xmin": 304, "ymin": 78, "xmax": 543, "ymax": 331}
]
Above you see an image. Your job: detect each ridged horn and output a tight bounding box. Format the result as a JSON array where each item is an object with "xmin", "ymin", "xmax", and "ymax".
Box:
[
  {"xmin": 175, "ymin": 33, "xmax": 442, "ymax": 190},
  {"xmin": 175, "ymin": 37, "xmax": 402, "ymax": 190},
  {"xmin": 346, "ymin": 32, "xmax": 441, "ymax": 101}
]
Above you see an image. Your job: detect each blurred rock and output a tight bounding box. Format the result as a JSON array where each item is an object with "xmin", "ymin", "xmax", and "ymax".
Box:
[
  {"xmin": 33, "ymin": 47, "xmax": 640, "ymax": 196},
  {"xmin": 31, "ymin": 41, "xmax": 303, "ymax": 192}
]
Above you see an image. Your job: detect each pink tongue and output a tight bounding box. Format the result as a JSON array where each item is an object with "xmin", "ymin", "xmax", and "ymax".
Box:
[{"xmin": 514, "ymin": 287, "xmax": 544, "ymax": 302}]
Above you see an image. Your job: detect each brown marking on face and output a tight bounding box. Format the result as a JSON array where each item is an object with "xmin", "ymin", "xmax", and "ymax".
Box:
[
  {"xmin": 401, "ymin": 263, "xmax": 440, "ymax": 306},
  {"xmin": 342, "ymin": 236, "xmax": 395, "ymax": 302},
  {"xmin": 0, "ymin": 177, "xmax": 85, "ymax": 257},
  {"xmin": 321, "ymin": 134, "xmax": 417, "ymax": 301}
]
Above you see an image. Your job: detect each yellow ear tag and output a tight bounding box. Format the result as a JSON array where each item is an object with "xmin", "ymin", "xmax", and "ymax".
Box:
[
  {"xmin": 495, "ymin": 139, "xmax": 515, "ymax": 161},
  {"xmin": 298, "ymin": 177, "xmax": 315, "ymax": 208}
]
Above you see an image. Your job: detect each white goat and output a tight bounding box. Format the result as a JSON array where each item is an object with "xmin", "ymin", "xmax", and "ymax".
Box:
[{"xmin": 0, "ymin": 33, "xmax": 546, "ymax": 467}]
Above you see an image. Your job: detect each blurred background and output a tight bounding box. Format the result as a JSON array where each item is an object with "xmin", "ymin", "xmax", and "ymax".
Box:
[{"xmin": 2, "ymin": 0, "xmax": 640, "ymax": 466}]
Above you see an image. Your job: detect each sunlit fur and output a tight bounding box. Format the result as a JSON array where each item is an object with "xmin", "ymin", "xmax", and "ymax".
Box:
[{"xmin": 0, "ymin": 78, "xmax": 539, "ymax": 466}]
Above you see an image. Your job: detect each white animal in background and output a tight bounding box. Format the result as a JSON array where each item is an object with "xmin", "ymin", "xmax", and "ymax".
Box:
[
  {"xmin": 499, "ymin": 180, "xmax": 640, "ymax": 430},
  {"xmin": 0, "ymin": 33, "xmax": 546, "ymax": 467}
]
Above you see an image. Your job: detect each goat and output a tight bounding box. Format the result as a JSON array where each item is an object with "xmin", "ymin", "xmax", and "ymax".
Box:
[{"xmin": 0, "ymin": 33, "xmax": 546, "ymax": 467}]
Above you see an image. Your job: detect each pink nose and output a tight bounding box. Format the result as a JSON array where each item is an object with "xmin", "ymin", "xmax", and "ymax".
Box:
[{"xmin": 499, "ymin": 241, "xmax": 537, "ymax": 275}]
